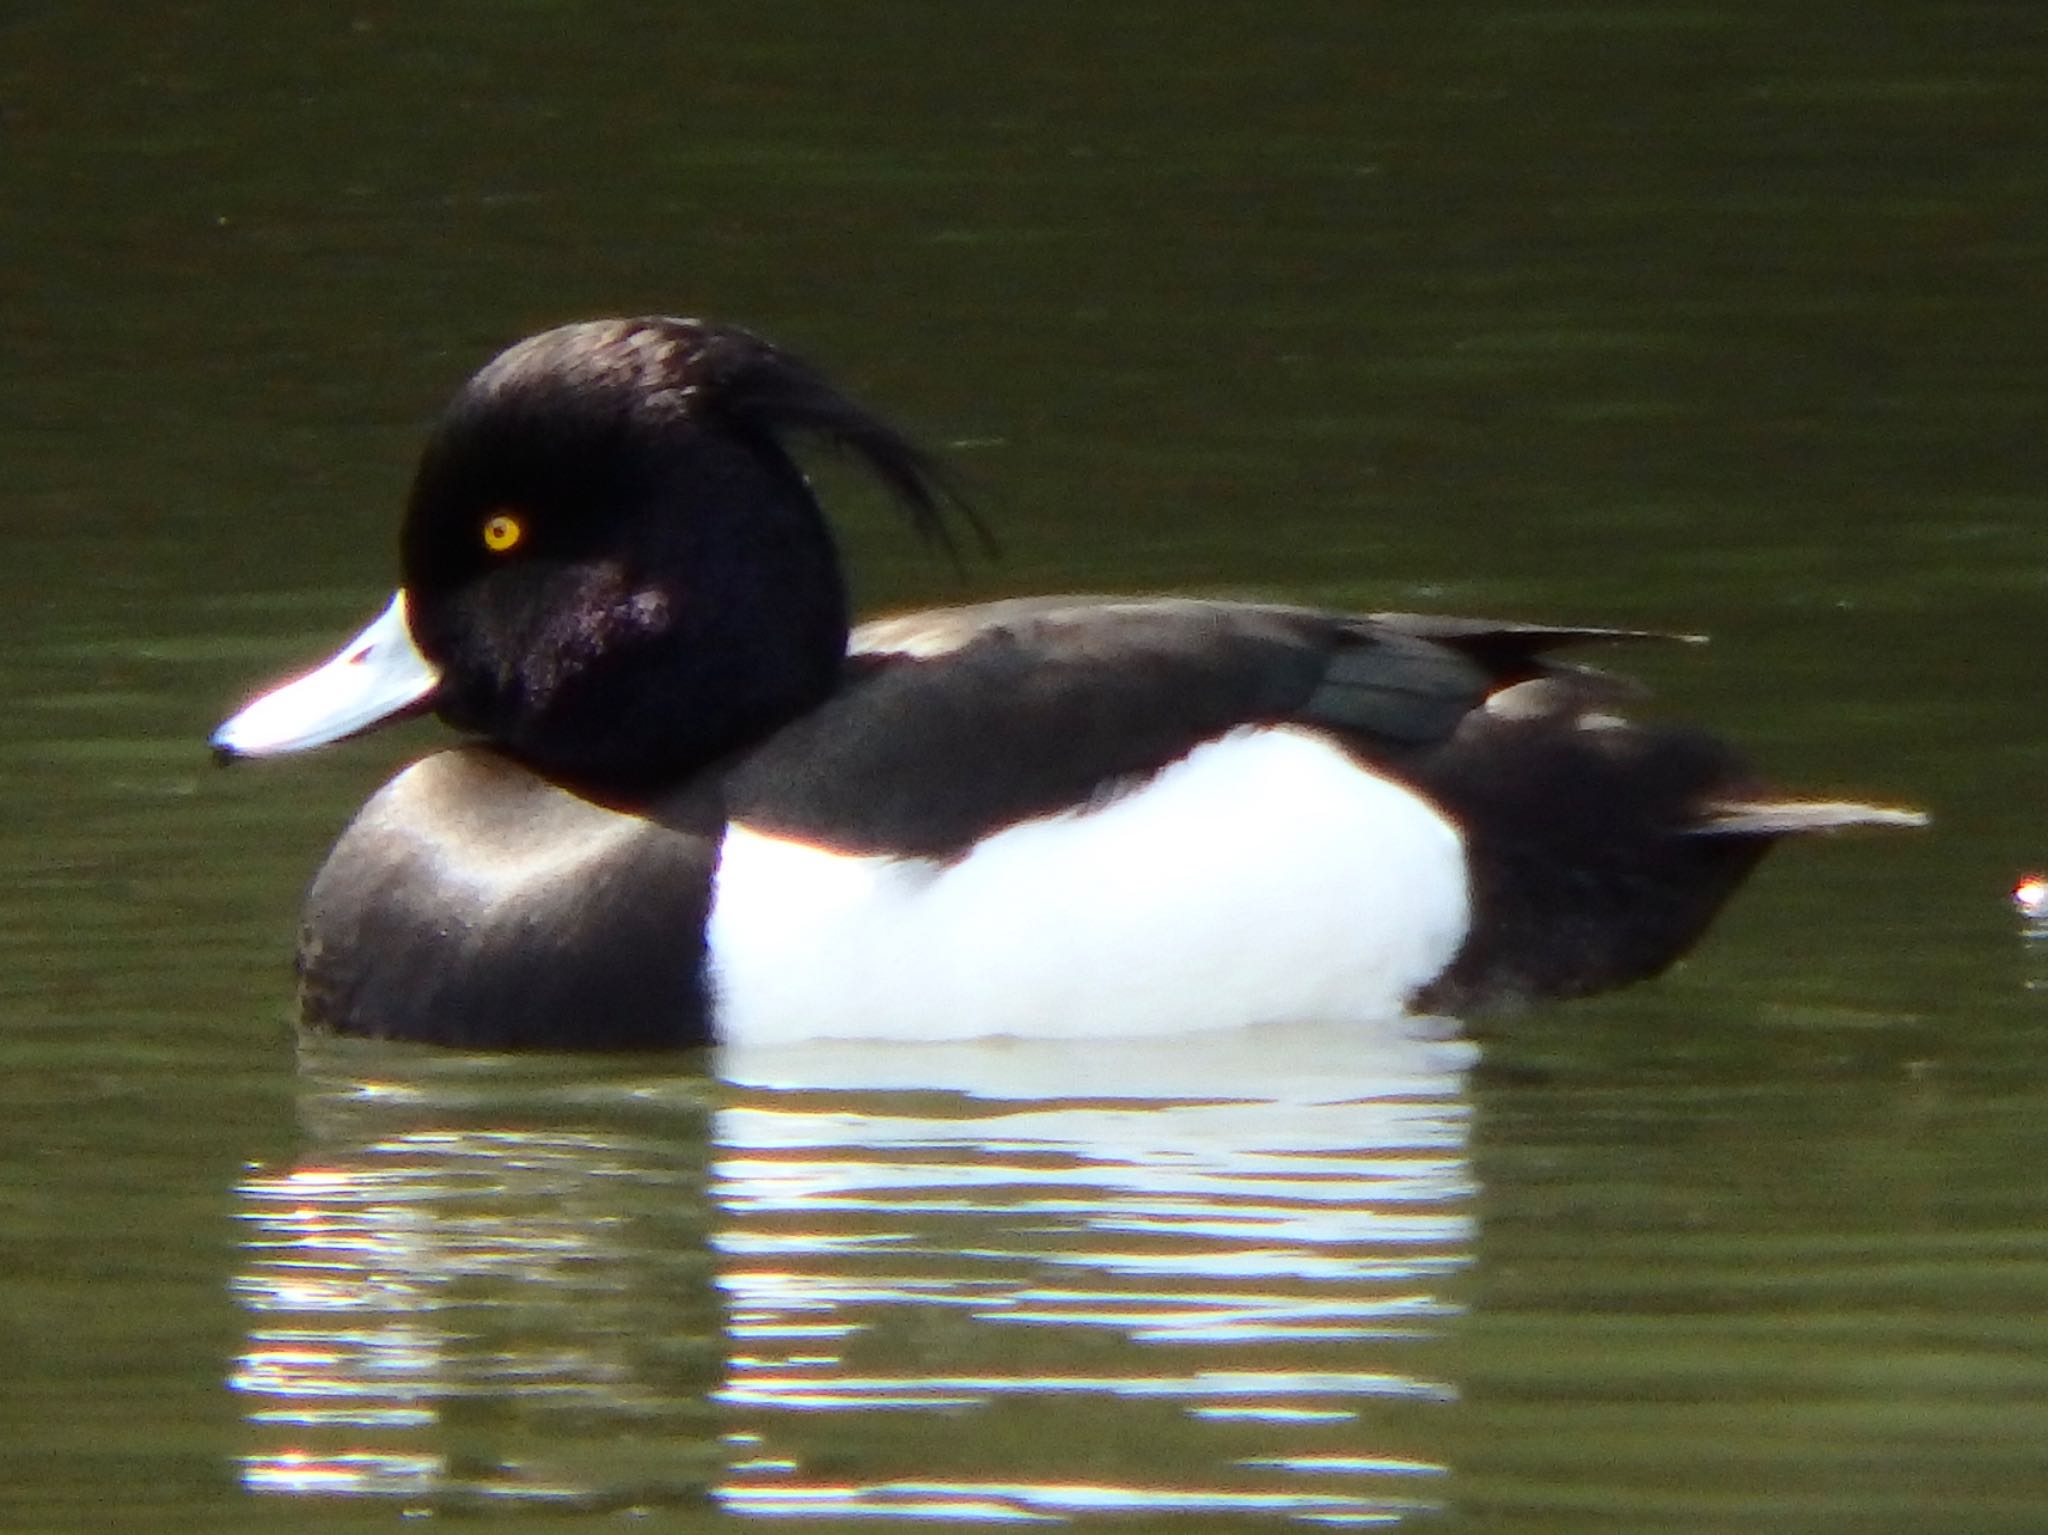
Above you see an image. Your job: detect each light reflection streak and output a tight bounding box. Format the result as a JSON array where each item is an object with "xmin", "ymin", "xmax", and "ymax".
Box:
[
  {"xmin": 1243, "ymin": 1455, "xmax": 1448, "ymax": 1476},
  {"xmin": 717, "ymin": 1368, "xmax": 1450, "ymax": 1408},
  {"xmin": 716, "ymin": 1476, "xmax": 1431, "ymax": 1522},
  {"xmin": 1193, "ymin": 1406, "xmax": 1360, "ymax": 1422}
]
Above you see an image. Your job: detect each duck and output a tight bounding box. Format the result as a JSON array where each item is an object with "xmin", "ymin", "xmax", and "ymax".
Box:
[{"xmin": 212, "ymin": 316, "xmax": 1923, "ymax": 1050}]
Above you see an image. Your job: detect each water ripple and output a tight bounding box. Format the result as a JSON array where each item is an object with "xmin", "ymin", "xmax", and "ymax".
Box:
[{"xmin": 230, "ymin": 1019, "xmax": 1473, "ymax": 1520}]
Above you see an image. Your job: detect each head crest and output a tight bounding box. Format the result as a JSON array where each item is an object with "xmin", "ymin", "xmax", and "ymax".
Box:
[{"xmin": 556, "ymin": 317, "xmax": 996, "ymax": 565}]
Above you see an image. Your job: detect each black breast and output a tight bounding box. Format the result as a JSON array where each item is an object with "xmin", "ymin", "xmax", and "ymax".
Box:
[{"xmin": 295, "ymin": 747, "xmax": 723, "ymax": 1049}]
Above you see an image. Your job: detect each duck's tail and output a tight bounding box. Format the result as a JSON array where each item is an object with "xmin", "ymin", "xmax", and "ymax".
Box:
[
  {"xmin": 1410, "ymin": 712, "xmax": 1925, "ymax": 1013},
  {"xmin": 1689, "ymin": 799, "xmax": 1929, "ymax": 837}
]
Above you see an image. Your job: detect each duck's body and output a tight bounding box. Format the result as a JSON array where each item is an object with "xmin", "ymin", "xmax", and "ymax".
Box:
[{"xmin": 214, "ymin": 318, "xmax": 1920, "ymax": 1050}]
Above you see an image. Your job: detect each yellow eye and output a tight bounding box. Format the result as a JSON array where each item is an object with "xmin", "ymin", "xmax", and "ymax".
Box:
[{"xmin": 482, "ymin": 513, "xmax": 525, "ymax": 553}]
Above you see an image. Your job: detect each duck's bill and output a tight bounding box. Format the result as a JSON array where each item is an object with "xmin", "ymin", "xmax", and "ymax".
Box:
[{"xmin": 211, "ymin": 591, "xmax": 440, "ymax": 761}]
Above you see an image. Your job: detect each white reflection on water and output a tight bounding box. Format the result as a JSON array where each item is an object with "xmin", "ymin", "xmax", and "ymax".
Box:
[
  {"xmin": 231, "ymin": 1068, "xmax": 726, "ymax": 1510},
  {"xmin": 230, "ymin": 1018, "xmax": 1475, "ymax": 1522},
  {"xmin": 711, "ymin": 1018, "xmax": 1475, "ymax": 1523}
]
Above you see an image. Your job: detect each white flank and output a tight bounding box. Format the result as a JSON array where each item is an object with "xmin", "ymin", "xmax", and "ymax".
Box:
[{"xmin": 706, "ymin": 726, "xmax": 1469, "ymax": 1043}]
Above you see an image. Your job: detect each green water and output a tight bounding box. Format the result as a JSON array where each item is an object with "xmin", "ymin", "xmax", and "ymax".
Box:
[{"xmin": 5, "ymin": 3, "xmax": 2048, "ymax": 1529}]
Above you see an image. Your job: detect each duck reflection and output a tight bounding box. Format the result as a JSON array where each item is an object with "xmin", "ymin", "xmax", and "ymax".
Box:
[
  {"xmin": 232, "ymin": 1043, "xmax": 725, "ymax": 1510},
  {"xmin": 232, "ymin": 1019, "xmax": 1477, "ymax": 1521}
]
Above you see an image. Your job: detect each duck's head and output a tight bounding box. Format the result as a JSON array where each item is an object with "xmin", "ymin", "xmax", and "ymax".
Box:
[{"xmin": 213, "ymin": 318, "xmax": 966, "ymax": 794}]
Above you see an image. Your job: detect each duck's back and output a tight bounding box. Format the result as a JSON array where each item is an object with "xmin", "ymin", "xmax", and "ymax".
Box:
[{"xmin": 712, "ymin": 598, "xmax": 1769, "ymax": 1039}]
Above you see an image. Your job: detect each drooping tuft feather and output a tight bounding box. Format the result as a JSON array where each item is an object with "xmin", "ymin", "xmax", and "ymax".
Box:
[{"xmin": 679, "ymin": 320, "xmax": 997, "ymax": 567}]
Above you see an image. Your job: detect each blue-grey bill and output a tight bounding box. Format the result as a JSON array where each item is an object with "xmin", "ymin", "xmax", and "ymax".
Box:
[{"xmin": 211, "ymin": 591, "xmax": 440, "ymax": 759}]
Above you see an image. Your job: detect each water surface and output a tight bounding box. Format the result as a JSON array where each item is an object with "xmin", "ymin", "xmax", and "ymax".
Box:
[{"xmin": 5, "ymin": 2, "xmax": 2048, "ymax": 1530}]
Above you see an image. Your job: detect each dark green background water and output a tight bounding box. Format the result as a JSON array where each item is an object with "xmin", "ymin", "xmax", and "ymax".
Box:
[{"xmin": 6, "ymin": 3, "xmax": 2047, "ymax": 1530}]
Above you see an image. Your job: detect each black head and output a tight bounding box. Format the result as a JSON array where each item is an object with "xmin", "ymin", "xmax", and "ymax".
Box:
[{"xmin": 399, "ymin": 317, "xmax": 968, "ymax": 795}]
